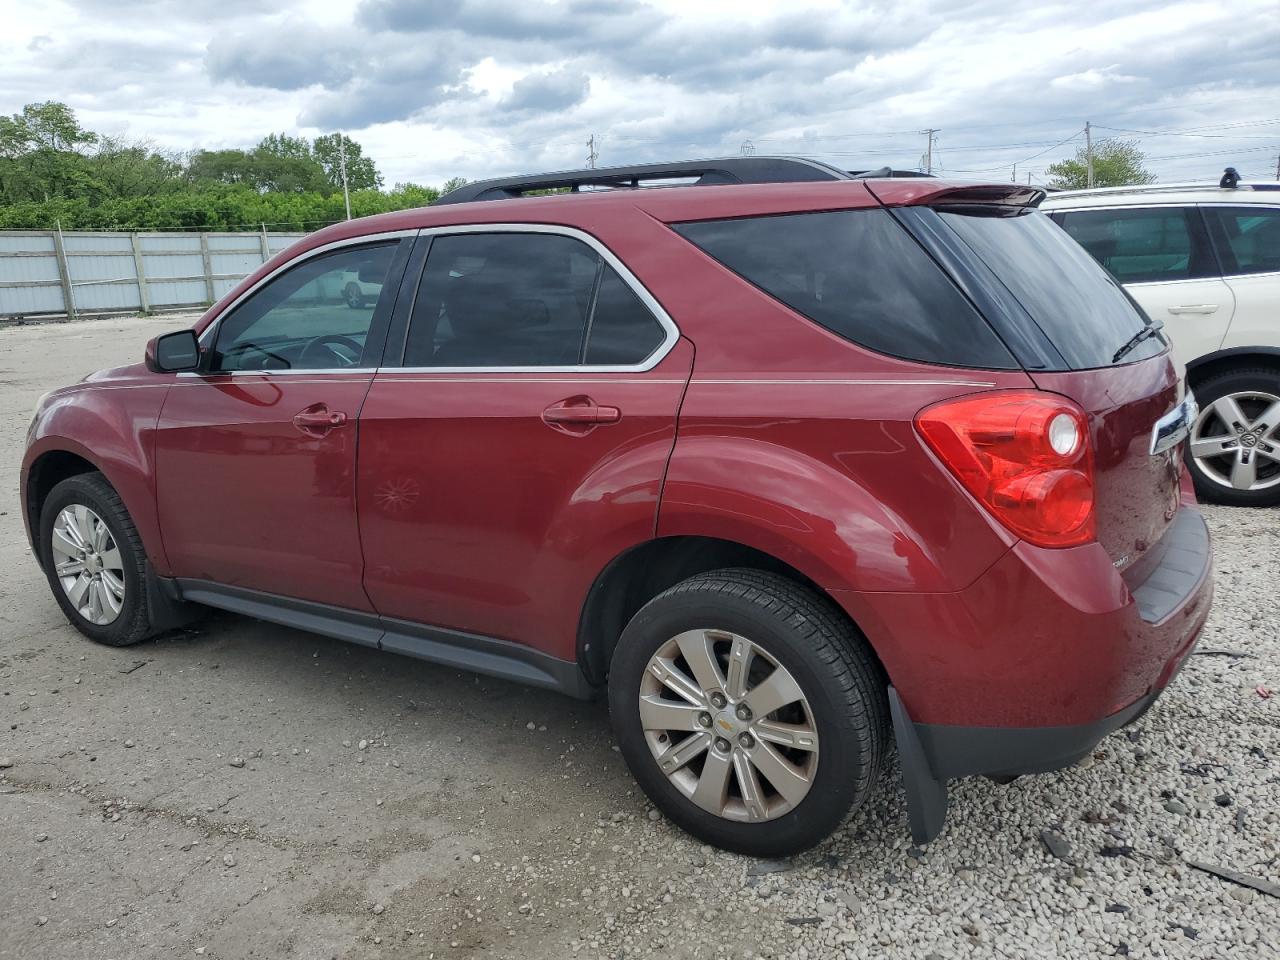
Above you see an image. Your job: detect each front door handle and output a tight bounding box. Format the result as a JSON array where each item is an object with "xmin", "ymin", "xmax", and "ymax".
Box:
[
  {"xmin": 1167, "ymin": 304, "xmax": 1220, "ymax": 315},
  {"xmin": 542, "ymin": 397, "xmax": 621, "ymax": 434},
  {"xmin": 292, "ymin": 403, "xmax": 348, "ymax": 437}
]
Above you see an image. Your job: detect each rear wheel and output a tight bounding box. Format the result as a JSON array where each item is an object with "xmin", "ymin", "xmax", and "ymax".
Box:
[
  {"xmin": 608, "ymin": 569, "xmax": 887, "ymax": 856},
  {"xmin": 39, "ymin": 472, "xmax": 156, "ymax": 646},
  {"xmin": 1187, "ymin": 367, "xmax": 1280, "ymax": 506}
]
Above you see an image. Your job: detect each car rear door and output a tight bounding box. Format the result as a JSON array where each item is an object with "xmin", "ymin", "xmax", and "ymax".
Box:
[
  {"xmin": 1055, "ymin": 205, "xmax": 1233, "ymax": 373},
  {"xmin": 1202, "ymin": 204, "xmax": 1280, "ymax": 351},
  {"xmin": 356, "ymin": 226, "xmax": 692, "ymax": 663},
  {"xmin": 155, "ymin": 235, "xmax": 412, "ymax": 612}
]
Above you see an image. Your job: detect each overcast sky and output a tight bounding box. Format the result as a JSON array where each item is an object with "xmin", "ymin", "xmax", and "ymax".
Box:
[{"xmin": 4, "ymin": 0, "xmax": 1278, "ymax": 189}]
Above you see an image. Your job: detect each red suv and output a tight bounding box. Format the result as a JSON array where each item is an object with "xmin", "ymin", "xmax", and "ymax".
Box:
[{"xmin": 22, "ymin": 158, "xmax": 1212, "ymax": 856}]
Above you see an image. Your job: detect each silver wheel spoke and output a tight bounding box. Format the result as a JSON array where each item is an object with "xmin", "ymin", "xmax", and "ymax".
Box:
[
  {"xmin": 51, "ymin": 525, "xmax": 82, "ymax": 558},
  {"xmin": 1210, "ymin": 394, "xmax": 1248, "ymax": 429},
  {"xmin": 742, "ymin": 667, "xmax": 804, "ymax": 720},
  {"xmin": 674, "ymin": 630, "xmax": 726, "ymax": 694},
  {"xmin": 99, "ymin": 546, "xmax": 122, "ymax": 572},
  {"xmin": 55, "ymin": 558, "xmax": 85, "ymax": 577},
  {"xmin": 647, "ymin": 657, "xmax": 706, "ymax": 706},
  {"xmin": 100, "ymin": 570, "xmax": 126, "ymax": 602},
  {"xmin": 733, "ymin": 752, "xmax": 768, "ymax": 821},
  {"xmin": 1231, "ymin": 453, "xmax": 1258, "ymax": 490},
  {"xmin": 638, "ymin": 695, "xmax": 705, "ymax": 732},
  {"xmin": 73, "ymin": 505, "xmax": 94, "ymax": 546},
  {"xmin": 724, "ymin": 635, "xmax": 753, "ymax": 700},
  {"xmin": 746, "ymin": 742, "xmax": 812, "ymax": 806},
  {"xmin": 1252, "ymin": 400, "xmax": 1280, "ymax": 436},
  {"xmin": 1189, "ymin": 435, "xmax": 1235, "ymax": 459},
  {"xmin": 66, "ymin": 572, "xmax": 91, "ymax": 608},
  {"xmin": 754, "ymin": 719, "xmax": 819, "ymax": 752},
  {"xmin": 654, "ymin": 732, "xmax": 710, "ymax": 775},
  {"xmin": 690, "ymin": 748, "xmax": 733, "ymax": 813}
]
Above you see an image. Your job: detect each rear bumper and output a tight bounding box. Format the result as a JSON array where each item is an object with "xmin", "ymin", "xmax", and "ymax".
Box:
[{"xmin": 875, "ymin": 506, "xmax": 1212, "ymax": 843}]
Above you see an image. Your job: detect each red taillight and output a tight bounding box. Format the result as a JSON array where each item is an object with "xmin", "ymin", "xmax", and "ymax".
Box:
[{"xmin": 915, "ymin": 391, "xmax": 1096, "ymax": 548}]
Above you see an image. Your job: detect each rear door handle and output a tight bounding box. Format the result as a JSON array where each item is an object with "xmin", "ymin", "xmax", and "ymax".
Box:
[
  {"xmin": 1167, "ymin": 304, "xmax": 1219, "ymax": 315},
  {"xmin": 292, "ymin": 404, "xmax": 348, "ymax": 436},
  {"xmin": 542, "ymin": 397, "xmax": 621, "ymax": 433}
]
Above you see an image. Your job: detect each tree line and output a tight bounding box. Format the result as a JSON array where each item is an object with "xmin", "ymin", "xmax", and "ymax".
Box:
[{"xmin": 0, "ymin": 101, "xmax": 464, "ymax": 231}]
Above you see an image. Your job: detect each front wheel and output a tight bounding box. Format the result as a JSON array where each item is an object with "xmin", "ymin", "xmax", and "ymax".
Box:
[
  {"xmin": 1186, "ymin": 367, "xmax": 1280, "ymax": 507},
  {"xmin": 39, "ymin": 472, "xmax": 157, "ymax": 646},
  {"xmin": 608, "ymin": 569, "xmax": 888, "ymax": 857}
]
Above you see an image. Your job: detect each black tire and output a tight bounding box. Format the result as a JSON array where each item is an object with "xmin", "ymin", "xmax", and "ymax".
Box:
[
  {"xmin": 608, "ymin": 569, "xmax": 888, "ymax": 857},
  {"xmin": 1186, "ymin": 366, "xmax": 1280, "ymax": 507},
  {"xmin": 39, "ymin": 472, "xmax": 156, "ymax": 646},
  {"xmin": 343, "ymin": 282, "xmax": 364, "ymax": 309}
]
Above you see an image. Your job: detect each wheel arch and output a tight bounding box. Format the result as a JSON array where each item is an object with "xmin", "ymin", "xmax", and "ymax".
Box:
[
  {"xmin": 576, "ymin": 535, "xmax": 890, "ymax": 688},
  {"xmin": 1186, "ymin": 346, "xmax": 1280, "ymax": 387}
]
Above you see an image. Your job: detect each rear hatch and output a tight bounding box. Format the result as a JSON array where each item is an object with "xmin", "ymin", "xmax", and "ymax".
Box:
[{"xmin": 875, "ymin": 184, "xmax": 1182, "ymax": 570}]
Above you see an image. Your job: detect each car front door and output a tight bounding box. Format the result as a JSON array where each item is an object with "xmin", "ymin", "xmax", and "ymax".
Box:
[
  {"xmin": 356, "ymin": 226, "xmax": 692, "ymax": 663},
  {"xmin": 1056, "ymin": 205, "xmax": 1233, "ymax": 373},
  {"xmin": 155, "ymin": 235, "xmax": 412, "ymax": 612}
]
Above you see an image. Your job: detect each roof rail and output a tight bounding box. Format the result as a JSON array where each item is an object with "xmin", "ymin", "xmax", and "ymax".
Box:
[{"xmin": 435, "ymin": 156, "xmax": 872, "ymax": 204}]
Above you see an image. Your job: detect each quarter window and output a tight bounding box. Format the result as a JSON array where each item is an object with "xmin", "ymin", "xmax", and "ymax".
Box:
[
  {"xmin": 1057, "ymin": 207, "xmax": 1211, "ymax": 284},
  {"xmin": 401, "ymin": 232, "xmax": 666, "ymax": 368},
  {"xmin": 1206, "ymin": 207, "xmax": 1280, "ymax": 276},
  {"xmin": 212, "ymin": 242, "xmax": 399, "ymax": 371},
  {"xmin": 674, "ymin": 209, "xmax": 1014, "ymax": 369}
]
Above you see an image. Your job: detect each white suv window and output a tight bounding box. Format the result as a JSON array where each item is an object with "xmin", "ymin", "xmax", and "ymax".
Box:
[
  {"xmin": 1206, "ymin": 207, "xmax": 1280, "ymax": 277},
  {"xmin": 1057, "ymin": 207, "xmax": 1214, "ymax": 285}
]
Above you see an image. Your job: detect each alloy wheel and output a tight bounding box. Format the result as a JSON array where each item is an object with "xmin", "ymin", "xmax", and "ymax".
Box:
[
  {"xmin": 639, "ymin": 629, "xmax": 819, "ymax": 822},
  {"xmin": 1188, "ymin": 391, "xmax": 1280, "ymax": 492},
  {"xmin": 50, "ymin": 504, "xmax": 126, "ymax": 625}
]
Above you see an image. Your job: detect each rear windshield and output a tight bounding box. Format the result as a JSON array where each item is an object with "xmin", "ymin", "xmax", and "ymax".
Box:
[
  {"xmin": 937, "ymin": 208, "xmax": 1165, "ymax": 368},
  {"xmin": 673, "ymin": 209, "xmax": 1016, "ymax": 369}
]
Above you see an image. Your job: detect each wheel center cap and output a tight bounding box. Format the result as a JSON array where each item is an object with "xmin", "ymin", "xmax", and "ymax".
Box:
[
  {"xmin": 85, "ymin": 553, "xmax": 102, "ymax": 574},
  {"xmin": 713, "ymin": 711, "xmax": 740, "ymax": 736},
  {"xmin": 1241, "ymin": 433, "xmax": 1258, "ymax": 447}
]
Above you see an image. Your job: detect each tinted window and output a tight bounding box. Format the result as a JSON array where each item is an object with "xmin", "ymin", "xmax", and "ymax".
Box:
[
  {"xmin": 404, "ymin": 233, "xmax": 597, "ymax": 367},
  {"xmin": 674, "ymin": 209, "xmax": 1014, "ymax": 369},
  {"xmin": 213, "ymin": 242, "xmax": 398, "ymax": 371},
  {"xmin": 1208, "ymin": 206, "xmax": 1280, "ymax": 276},
  {"xmin": 939, "ymin": 209, "xmax": 1164, "ymax": 368},
  {"xmin": 1059, "ymin": 207, "xmax": 1204, "ymax": 284},
  {"xmin": 584, "ymin": 266, "xmax": 666, "ymax": 365}
]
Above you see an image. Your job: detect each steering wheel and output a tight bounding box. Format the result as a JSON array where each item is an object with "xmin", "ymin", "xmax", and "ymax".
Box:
[{"xmin": 298, "ymin": 334, "xmax": 363, "ymax": 369}]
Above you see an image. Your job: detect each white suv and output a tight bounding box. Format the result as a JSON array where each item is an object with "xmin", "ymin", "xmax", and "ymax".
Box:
[{"xmin": 1042, "ymin": 172, "xmax": 1280, "ymax": 506}]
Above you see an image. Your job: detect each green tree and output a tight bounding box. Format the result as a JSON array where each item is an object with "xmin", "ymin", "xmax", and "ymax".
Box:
[
  {"xmin": 1047, "ymin": 138, "xmax": 1156, "ymax": 190},
  {"xmin": 89, "ymin": 137, "xmax": 183, "ymax": 199},
  {"xmin": 312, "ymin": 133, "xmax": 382, "ymax": 192},
  {"xmin": 0, "ymin": 101, "xmax": 99, "ymax": 202},
  {"xmin": 249, "ymin": 133, "xmax": 325, "ymax": 193}
]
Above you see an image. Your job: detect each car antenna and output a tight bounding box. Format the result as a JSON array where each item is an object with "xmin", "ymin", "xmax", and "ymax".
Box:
[{"xmin": 1220, "ymin": 167, "xmax": 1241, "ymax": 189}]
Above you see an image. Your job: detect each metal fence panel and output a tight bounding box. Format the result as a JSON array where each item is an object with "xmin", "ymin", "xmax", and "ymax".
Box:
[{"xmin": 0, "ymin": 229, "xmax": 307, "ymax": 319}]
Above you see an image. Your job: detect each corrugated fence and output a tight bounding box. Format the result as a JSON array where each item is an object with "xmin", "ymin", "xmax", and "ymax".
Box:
[{"xmin": 0, "ymin": 229, "xmax": 307, "ymax": 319}]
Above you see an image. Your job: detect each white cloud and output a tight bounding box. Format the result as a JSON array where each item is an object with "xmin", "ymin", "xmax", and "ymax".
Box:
[{"xmin": 0, "ymin": 0, "xmax": 1276, "ymax": 187}]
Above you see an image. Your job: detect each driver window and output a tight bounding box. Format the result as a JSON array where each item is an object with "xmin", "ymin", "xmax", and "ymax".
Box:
[{"xmin": 211, "ymin": 241, "xmax": 399, "ymax": 372}]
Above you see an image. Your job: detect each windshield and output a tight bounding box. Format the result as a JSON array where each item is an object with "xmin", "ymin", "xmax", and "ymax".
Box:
[{"xmin": 937, "ymin": 208, "xmax": 1166, "ymax": 369}]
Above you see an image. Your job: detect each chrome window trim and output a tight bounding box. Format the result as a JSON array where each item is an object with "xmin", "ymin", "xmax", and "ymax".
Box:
[
  {"xmin": 390, "ymin": 222, "xmax": 680, "ymax": 374},
  {"xmin": 194, "ymin": 228, "xmax": 419, "ymax": 350}
]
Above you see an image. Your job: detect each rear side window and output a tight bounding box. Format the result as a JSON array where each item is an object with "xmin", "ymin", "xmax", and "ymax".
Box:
[
  {"xmin": 1058, "ymin": 207, "xmax": 1212, "ymax": 284},
  {"xmin": 938, "ymin": 209, "xmax": 1163, "ymax": 369},
  {"xmin": 1206, "ymin": 206, "xmax": 1280, "ymax": 276},
  {"xmin": 401, "ymin": 232, "xmax": 667, "ymax": 368},
  {"xmin": 673, "ymin": 209, "xmax": 1016, "ymax": 369}
]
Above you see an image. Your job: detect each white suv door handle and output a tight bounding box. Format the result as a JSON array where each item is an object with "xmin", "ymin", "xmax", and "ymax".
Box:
[{"xmin": 1167, "ymin": 304, "xmax": 1219, "ymax": 315}]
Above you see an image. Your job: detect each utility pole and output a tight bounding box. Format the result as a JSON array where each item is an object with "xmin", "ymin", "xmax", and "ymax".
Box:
[
  {"xmin": 586, "ymin": 134, "xmax": 598, "ymax": 169},
  {"xmin": 1011, "ymin": 163, "xmax": 1016, "ymax": 183},
  {"xmin": 1085, "ymin": 121, "xmax": 1094, "ymax": 189},
  {"xmin": 337, "ymin": 134, "xmax": 351, "ymax": 221},
  {"xmin": 920, "ymin": 128, "xmax": 938, "ymax": 175},
  {"xmin": 1275, "ymin": 152, "xmax": 1279, "ymax": 181}
]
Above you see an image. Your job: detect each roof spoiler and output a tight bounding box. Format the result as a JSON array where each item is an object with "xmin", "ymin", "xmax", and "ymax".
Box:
[{"xmin": 926, "ymin": 184, "xmax": 1047, "ymax": 208}]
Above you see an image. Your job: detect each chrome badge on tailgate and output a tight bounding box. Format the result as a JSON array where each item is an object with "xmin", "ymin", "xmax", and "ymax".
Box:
[{"xmin": 1151, "ymin": 393, "xmax": 1198, "ymax": 457}]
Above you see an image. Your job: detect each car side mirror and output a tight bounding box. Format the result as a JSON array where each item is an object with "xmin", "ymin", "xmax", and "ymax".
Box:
[{"xmin": 145, "ymin": 329, "xmax": 201, "ymax": 373}]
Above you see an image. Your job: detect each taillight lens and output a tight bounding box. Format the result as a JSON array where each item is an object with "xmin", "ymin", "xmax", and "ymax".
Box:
[{"xmin": 915, "ymin": 391, "xmax": 1095, "ymax": 548}]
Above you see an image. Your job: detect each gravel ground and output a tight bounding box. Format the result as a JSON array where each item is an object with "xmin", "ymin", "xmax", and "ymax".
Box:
[{"xmin": 0, "ymin": 313, "xmax": 1277, "ymax": 960}]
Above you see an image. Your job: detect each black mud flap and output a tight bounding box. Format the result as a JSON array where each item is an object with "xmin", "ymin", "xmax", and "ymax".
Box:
[{"xmin": 888, "ymin": 686, "xmax": 949, "ymax": 845}]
